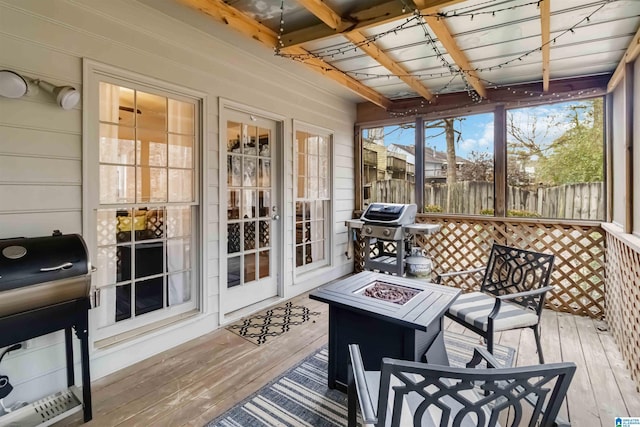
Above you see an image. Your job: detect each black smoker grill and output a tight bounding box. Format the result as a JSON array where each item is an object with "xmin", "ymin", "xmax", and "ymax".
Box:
[{"xmin": 0, "ymin": 232, "xmax": 93, "ymax": 424}]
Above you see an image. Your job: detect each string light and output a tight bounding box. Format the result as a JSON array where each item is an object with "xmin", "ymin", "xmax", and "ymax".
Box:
[{"xmin": 274, "ymin": 0, "xmax": 614, "ymax": 107}]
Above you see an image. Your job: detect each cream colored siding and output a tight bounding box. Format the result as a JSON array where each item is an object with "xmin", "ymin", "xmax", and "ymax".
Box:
[{"xmin": 0, "ymin": 0, "xmax": 356, "ymax": 404}]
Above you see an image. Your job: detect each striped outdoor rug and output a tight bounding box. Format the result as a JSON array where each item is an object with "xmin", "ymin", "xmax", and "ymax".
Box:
[{"xmin": 206, "ymin": 332, "xmax": 515, "ymax": 427}]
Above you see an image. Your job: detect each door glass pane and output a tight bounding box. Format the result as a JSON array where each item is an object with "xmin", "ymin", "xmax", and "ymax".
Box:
[
  {"xmin": 227, "ymin": 256, "xmax": 241, "ymax": 288},
  {"xmin": 228, "ymin": 155, "xmax": 242, "ymax": 187},
  {"xmin": 100, "ymin": 124, "xmax": 135, "ymax": 164},
  {"xmin": 259, "ymin": 159, "xmax": 271, "ymax": 187},
  {"xmin": 242, "ymin": 190, "xmax": 256, "ymax": 219},
  {"xmin": 227, "ymin": 223, "xmax": 241, "ymax": 254},
  {"xmin": 100, "ymin": 165, "xmax": 135, "ymax": 204},
  {"xmin": 228, "ymin": 190, "xmax": 240, "ymax": 220},
  {"xmin": 259, "ymin": 220, "xmax": 270, "ymax": 248},
  {"xmin": 258, "ymin": 190, "xmax": 270, "ymax": 218},
  {"xmin": 244, "ymin": 222, "xmax": 256, "ymax": 251},
  {"xmin": 243, "ymin": 124, "xmax": 257, "ymax": 155},
  {"xmin": 168, "ymin": 99, "xmax": 194, "ymax": 134},
  {"xmin": 135, "ymin": 277, "xmax": 164, "ymax": 316},
  {"xmin": 137, "ymin": 91, "xmax": 167, "ymax": 130},
  {"xmin": 258, "ymin": 127, "xmax": 270, "ymax": 156},
  {"xmin": 168, "ymin": 271, "xmax": 191, "ymax": 305},
  {"xmin": 228, "ymin": 121, "xmax": 241, "ymax": 153},
  {"xmin": 168, "ymin": 134, "xmax": 193, "ymax": 168},
  {"xmin": 259, "ymin": 250, "xmax": 270, "ymax": 279},
  {"xmin": 244, "ymin": 253, "xmax": 256, "ymax": 283},
  {"xmin": 243, "ymin": 158, "xmax": 256, "ymax": 187}
]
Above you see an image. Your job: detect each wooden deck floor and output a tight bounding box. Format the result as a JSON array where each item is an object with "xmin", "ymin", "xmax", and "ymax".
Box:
[{"xmin": 67, "ymin": 292, "xmax": 640, "ymax": 427}]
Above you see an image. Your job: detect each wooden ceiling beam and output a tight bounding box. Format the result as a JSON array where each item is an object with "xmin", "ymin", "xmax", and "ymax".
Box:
[
  {"xmin": 296, "ymin": 0, "xmax": 435, "ymax": 102},
  {"xmin": 282, "ymin": 0, "xmax": 465, "ymax": 49},
  {"xmin": 357, "ymin": 74, "xmax": 610, "ymax": 124},
  {"xmin": 608, "ymin": 25, "xmax": 640, "ymax": 92},
  {"xmin": 177, "ymin": 0, "xmax": 391, "ymax": 109},
  {"xmin": 423, "ymin": 16, "xmax": 487, "ymax": 99},
  {"xmin": 345, "ymin": 31, "xmax": 435, "ymax": 101},
  {"xmin": 540, "ymin": 0, "xmax": 551, "ymax": 92}
]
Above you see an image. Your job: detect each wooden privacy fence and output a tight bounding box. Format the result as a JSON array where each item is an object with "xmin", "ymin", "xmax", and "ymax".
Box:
[
  {"xmin": 366, "ymin": 180, "xmax": 604, "ymax": 220},
  {"xmin": 353, "ymin": 215, "xmax": 605, "ymax": 319}
]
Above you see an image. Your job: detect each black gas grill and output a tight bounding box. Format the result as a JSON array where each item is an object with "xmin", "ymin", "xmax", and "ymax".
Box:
[
  {"xmin": 0, "ymin": 232, "xmax": 93, "ymax": 423},
  {"xmin": 352, "ymin": 203, "xmax": 441, "ymax": 275}
]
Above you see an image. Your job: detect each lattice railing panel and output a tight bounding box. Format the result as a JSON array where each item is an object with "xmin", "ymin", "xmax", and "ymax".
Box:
[
  {"xmin": 605, "ymin": 232, "xmax": 640, "ymax": 390},
  {"xmin": 354, "ymin": 216, "xmax": 605, "ymax": 318}
]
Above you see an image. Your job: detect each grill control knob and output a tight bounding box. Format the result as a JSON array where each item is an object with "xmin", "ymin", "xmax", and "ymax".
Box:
[
  {"xmin": 364, "ymin": 226, "xmax": 373, "ymax": 235},
  {"xmin": 383, "ymin": 228, "xmax": 391, "ymax": 237}
]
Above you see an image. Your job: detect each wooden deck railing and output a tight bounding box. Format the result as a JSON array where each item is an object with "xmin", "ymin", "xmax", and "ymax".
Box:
[
  {"xmin": 603, "ymin": 225, "xmax": 640, "ymax": 390},
  {"xmin": 353, "ymin": 214, "xmax": 606, "ymax": 318}
]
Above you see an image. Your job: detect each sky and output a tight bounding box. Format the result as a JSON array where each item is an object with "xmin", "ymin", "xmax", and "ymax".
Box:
[{"xmin": 376, "ymin": 101, "xmax": 584, "ymax": 160}]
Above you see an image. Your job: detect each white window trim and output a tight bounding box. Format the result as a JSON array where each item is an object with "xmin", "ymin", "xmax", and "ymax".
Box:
[
  {"xmin": 82, "ymin": 59, "xmax": 208, "ymax": 344},
  {"xmin": 292, "ymin": 119, "xmax": 334, "ymax": 278}
]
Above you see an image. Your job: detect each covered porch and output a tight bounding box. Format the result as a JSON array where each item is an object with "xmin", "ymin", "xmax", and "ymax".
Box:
[{"xmin": 0, "ymin": 0, "xmax": 639, "ymax": 426}]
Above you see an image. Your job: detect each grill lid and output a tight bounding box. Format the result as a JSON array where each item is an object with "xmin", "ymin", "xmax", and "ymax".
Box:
[
  {"xmin": 361, "ymin": 203, "xmax": 417, "ymax": 225},
  {"xmin": 0, "ymin": 233, "xmax": 89, "ymax": 292}
]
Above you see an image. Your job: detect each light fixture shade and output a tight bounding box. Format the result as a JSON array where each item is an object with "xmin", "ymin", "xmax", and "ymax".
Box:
[
  {"xmin": 36, "ymin": 80, "xmax": 80, "ymax": 110},
  {"xmin": 0, "ymin": 70, "xmax": 28, "ymax": 99}
]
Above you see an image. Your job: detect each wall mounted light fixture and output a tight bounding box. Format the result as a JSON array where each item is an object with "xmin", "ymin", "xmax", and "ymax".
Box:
[
  {"xmin": 0, "ymin": 70, "xmax": 28, "ymax": 98},
  {"xmin": 0, "ymin": 69, "xmax": 80, "ymax": 110}
]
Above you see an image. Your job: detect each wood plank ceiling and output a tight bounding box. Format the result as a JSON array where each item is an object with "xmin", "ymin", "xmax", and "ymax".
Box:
[{"xmin": 178, "ymin": 0, "xmax": 640, "ymax": 111}]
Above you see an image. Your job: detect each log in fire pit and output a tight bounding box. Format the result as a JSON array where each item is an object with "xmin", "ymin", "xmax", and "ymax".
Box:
[{"xmin": 309, "ymin": 271, "xmax": 460, "ymax": 390}]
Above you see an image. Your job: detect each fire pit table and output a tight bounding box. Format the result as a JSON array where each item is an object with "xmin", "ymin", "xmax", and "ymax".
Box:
[{"xmin": 310, "ymin": 271, "xmax": 460, "ymax": 390}]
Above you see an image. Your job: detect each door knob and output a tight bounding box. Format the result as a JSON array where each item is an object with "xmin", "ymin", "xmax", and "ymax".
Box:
[{"xmin": 272, "ymin": 214, "xmax": 280, "ymax": 220}]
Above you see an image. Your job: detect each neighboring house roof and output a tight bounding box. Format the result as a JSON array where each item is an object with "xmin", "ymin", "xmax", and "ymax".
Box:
[{"xmin": 389, "ymin": 144, "xmax": 467, "ymax": 164}]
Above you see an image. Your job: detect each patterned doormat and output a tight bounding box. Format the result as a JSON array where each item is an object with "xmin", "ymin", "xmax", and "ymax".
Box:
[{"xmin": 226, "ymin": 301, "xmax": 321, "ymax": 345}]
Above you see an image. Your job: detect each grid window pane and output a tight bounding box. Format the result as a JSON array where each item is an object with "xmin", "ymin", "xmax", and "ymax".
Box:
[
  {"xmin": 98, "ymin": 83, "xmax": 198, "ymax": 327},
  {"xmin": 294, "ymin": 129, "xmax": 331, "ymax": 269}
]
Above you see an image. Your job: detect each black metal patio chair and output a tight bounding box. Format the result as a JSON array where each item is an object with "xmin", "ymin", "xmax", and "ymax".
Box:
[
  {"xmin": 437, "ymin": 244, "xmax": 555, "ymax": 364},
  {"xmin": 347, "ymin": 343, "xmax": 575, "ymax": 427}
]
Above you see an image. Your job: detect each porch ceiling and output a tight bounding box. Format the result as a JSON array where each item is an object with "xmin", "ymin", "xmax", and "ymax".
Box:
[{"xmin": 169, "ymin": 0, "xmax": 639, "ymax": 110}]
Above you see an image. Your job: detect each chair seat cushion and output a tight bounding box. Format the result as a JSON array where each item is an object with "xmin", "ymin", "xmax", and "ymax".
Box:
[
  {"xmin": 448, "ymin": 292, "xmax": 539, "ymax": 332},
  {"xmin": 363, "ymin": 370, "xmax": 494, "ymax": 427}
]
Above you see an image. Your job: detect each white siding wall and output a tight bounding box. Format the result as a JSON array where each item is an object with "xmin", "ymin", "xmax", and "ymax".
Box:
[{"xmin": 0, "ymin": 0, "xmax": 356, "ymax": 405}]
